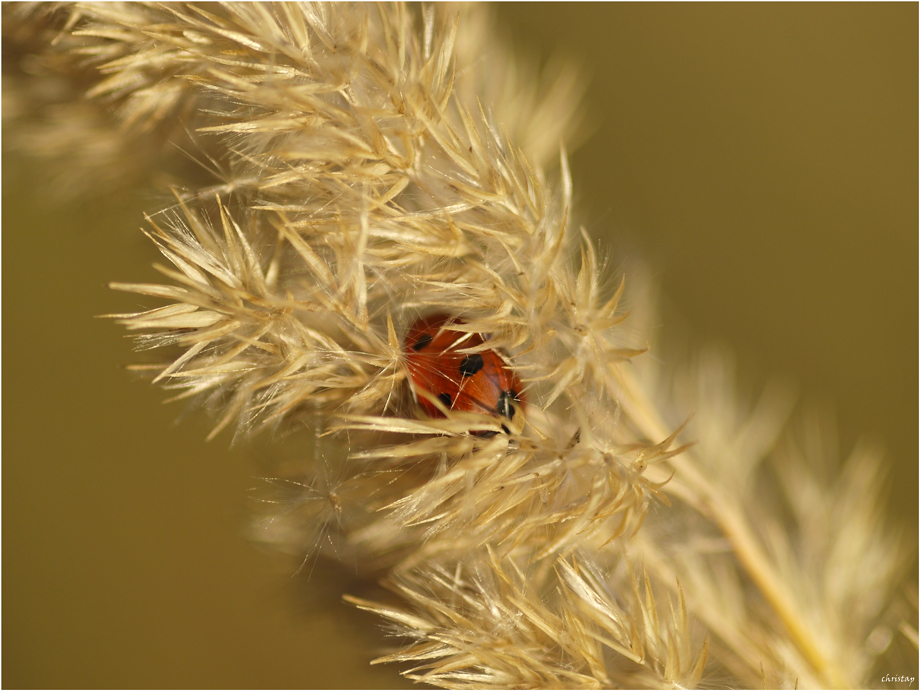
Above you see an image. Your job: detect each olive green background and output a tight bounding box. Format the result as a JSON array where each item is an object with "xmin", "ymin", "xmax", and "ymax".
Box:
[{"xmin": 4, "ymin": 4, "xmax": 916, "ymax": 688}]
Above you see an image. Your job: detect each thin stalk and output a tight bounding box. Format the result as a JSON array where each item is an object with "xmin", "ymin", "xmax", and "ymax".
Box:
[{"xmin": 617, "ymin": 367, "xmax": 848, "ymax": 689}]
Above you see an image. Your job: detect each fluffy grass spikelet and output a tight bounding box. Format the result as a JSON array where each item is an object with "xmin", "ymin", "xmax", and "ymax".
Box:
[{"xmin": 5, "ymin": 3, "xmax": 914, "ymax": 688}]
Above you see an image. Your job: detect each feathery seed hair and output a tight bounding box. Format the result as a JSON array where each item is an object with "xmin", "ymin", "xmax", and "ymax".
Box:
[{"xmin": 4, "ymin": 3, "xmax": 915, "ymax": 688}]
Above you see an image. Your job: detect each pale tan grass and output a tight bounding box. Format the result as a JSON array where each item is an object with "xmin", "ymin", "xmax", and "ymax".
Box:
[{"xmin": 4, "ymin": 3, "xmax": 915, "ymax": 687}]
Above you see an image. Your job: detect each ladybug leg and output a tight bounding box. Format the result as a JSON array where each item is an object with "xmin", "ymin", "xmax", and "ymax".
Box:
[{"xmin": 496, "ymin": 389, "xmax": 520, "ymax": 420}]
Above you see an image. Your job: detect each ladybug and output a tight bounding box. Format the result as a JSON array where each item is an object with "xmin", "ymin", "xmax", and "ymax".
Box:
[{"xmin": 403, "ymin": 313, "xmax": 525, "ymax": 433}]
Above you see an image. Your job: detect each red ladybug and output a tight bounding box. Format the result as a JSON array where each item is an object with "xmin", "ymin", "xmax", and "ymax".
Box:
[{"xmin": 404, "ymin": 313, "xmax": 525, "ymax": 432}]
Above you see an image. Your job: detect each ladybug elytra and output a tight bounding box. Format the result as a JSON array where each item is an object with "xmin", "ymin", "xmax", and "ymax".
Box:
[{"xmin": 404, "ymin": 313, "xmax": 525, "ymax": 433}]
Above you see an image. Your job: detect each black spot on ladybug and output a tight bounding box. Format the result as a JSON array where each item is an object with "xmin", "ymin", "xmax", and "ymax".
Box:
[
  {"xmin": 412, "ymin": 333, "xmax": 433, "ymax": 351},
  {"xmin": 438, "ymin": 393, "xmax": 452, "ymax": 408},
  {"xmin": 459, "ymin": 353, "xmax": 484, "ymax": 377},
  {"xmin": 496, "ymin": 390, "xmax": 519, "ymax": 419}
]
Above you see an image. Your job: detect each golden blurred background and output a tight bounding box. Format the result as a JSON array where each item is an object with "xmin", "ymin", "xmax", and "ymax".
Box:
[{"xmin": 4, "ymin": 4, "xmax": 916, "ymax": 688}]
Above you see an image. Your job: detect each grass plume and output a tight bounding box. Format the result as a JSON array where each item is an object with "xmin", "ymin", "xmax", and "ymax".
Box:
[{"xmin": 4, "ymin": 3, "xmax": 915, "ymax": 687}]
